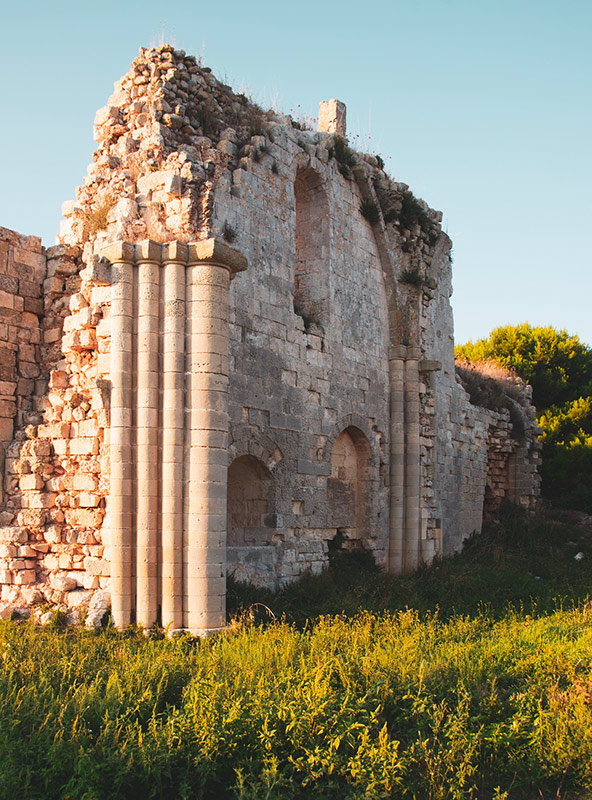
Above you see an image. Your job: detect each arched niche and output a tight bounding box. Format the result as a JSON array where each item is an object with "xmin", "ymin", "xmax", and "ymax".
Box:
[
  {"xmin": 294, "ymin": 167, "xmax": 329, "ymax": 326},
  {"xmin": 227, "ymin": 454, "xmax": 276, "ymax": 586},
  {"xmin": 327, "ymin": 426, "xmax": 372, "ymax": 548},
  {"xmin": 227, "ymin": 455, "xmax": 273, "ymax": 545}
]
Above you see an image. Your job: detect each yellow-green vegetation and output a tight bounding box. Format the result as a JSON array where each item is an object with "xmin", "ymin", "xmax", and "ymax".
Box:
[
  {"xmin": 455, "ymin": 324, "xmax": 592, "ymax": 512},
  {"xmin": 2, "ymin": 509, "xmax": 592, "ymax": 799},
  {"xmin": 83, "ymin": 193, "xmax": 117, "ymax": 237}
]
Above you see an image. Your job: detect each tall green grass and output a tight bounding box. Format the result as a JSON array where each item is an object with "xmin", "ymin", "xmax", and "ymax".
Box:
[{"xmin": 2, "ymin": 508, "xmax": 592, "ymax": 799}]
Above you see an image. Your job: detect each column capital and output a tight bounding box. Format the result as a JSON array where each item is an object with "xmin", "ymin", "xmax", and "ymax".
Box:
[
  {"xmin": 162, "ymin": 241, "xmax": 189, "ymax": 264},
  {"xmin": 389, "ymin": 345, "xmax": 423, "ymax": 362},
  {"xmin": 389, "ymin": 345, "xmax": 407, "ymax": 361},
  {"xmin": 135, "ymin": 239, "xmax": 162, "ymax": 263},
  {"xmin": 187, "ymin": 238, "xmax": 248, "ymax": 274},
  {"xmin": 101, "ymin": 241, "xmax": 135, "ymax": 264},
  {"xmin": 406, "ymin": 346, "xmax": 423, "ymax": 361},
  {"xmin": 100, "ymin": 239, "xmax": 248, "ymax": 275}
]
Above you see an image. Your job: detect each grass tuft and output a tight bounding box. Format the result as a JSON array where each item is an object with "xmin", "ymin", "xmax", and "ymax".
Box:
[{"xmin": 359, "ymin": 198, "xmax": 381, "ymax": 224}]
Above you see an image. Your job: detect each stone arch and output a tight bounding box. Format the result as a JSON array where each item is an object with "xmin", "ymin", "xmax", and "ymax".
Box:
[
  {"xmin": 327, "ymin": 425, "xmax": 374, "ymax": 550},
  {"xmin": 228, "ymin": 427, "xmax": 283, "ymax": 473},
  {"xmin": 322, "ymin": 414, "xmax": 380, "ymax": 466},
  {"xmin": 293, "ymin": 166, "xmax": 330, "ymax": 326}
]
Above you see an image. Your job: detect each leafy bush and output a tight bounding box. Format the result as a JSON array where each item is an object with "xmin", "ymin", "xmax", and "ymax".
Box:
[
  {"xmin": 399, "ymin": 268, "xmax": 424, "ymax": 287},
  {"xmin": 455, "ymin": 324, "xmax": 592, "ymax": 411}
]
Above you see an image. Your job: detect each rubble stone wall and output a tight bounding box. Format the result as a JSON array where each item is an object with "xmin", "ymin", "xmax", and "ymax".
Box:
[{"xmin": 0, "ymin": 228, "xmax": 45, "ymax": 471}]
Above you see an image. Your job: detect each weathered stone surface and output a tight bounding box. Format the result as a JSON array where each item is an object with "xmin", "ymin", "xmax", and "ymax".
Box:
[
  {"xmin": 85, "ymin": 589, "xmax": 110, "ymax": 629},
  {"xmin": 50, "ymin": 574, "xmax": 77, "ymax": 592}
]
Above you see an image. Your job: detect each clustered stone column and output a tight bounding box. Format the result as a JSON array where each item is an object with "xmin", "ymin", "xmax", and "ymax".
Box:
[
  {"xmin": 387, "ymin": 348, "xmax": 405, "ymax": 573},
  {"xmin": 102, "ymin": 239, "xmax": 247, "ymax": 635},
  {"xmin": 388, "ymin": 345, "xmax": 422, "ymax": 573}
]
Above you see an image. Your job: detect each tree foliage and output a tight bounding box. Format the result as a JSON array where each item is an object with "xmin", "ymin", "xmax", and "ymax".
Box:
[
  {"xmin": 455, "ymin": 323, "xmax": 592, "ymax": 410},
  {"xmin": 455, "ymin": 324, "xmax": 592, "ymax": 512}
]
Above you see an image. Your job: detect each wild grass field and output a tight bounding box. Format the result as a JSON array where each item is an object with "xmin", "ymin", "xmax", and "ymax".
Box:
[{"xmin": 2, "ymin": 507, "xmax": 592, "ymax": 800}]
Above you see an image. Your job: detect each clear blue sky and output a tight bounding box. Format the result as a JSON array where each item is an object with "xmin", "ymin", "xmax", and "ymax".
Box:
[{"xmin": 1, "ymin": 0, "xmax": 590, "ymax": 346}]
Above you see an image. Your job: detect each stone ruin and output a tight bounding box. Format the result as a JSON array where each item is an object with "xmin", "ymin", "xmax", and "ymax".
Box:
[{"xmin": 0, "ymin": 46, "xmax": 541, "ymax": 633}]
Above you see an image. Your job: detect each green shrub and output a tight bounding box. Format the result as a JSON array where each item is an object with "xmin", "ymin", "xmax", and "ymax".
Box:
[{"xmin": 399, "ymin": 268, "xmax": 424, "ymax": 287}]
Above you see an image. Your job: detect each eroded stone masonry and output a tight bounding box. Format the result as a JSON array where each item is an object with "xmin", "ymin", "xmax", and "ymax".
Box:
[{"xmin": 0, "ymin": 46, "xmax": 540, "ymax": 633}]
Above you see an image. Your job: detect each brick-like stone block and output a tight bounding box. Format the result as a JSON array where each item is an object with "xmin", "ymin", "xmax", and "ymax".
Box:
[
  {"xmin": 13, "ymin": 569, "xmax": 36, "ymax": 585},
  {"xmin": 65, "ymin": 509, "xmax": 103, "ymax": 528},
  {"xmin": 19, "ymin": 473, "xmax": 44, "ymax": 491},
  {"xmin": 69, "ymin": 438, "xmax": 99, "ymax": 456},
  {"xmin": 84, "ymin": 556, "xmax": 110, "ymax": 576}
]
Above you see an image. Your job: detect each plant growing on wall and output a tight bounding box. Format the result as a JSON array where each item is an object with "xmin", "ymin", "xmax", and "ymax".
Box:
[
  {"xmin": 328, "ymin": 136, "xmax": 357, "ymax": 179},
  {"xmin": 222, "ymin": 221, "xmax": 236, "ymax": 243},
  {"xmin": 398, "ymin": 191, "xmax": 436, "ymax": 239},
  {"xmin": 359, "ymin": 199, "xmax": 381, "ymax": 224},
  {"xmin": 399, "ymin": 268, "xmax": 424, "ymax": 287},
  {"xmin": 83, "ymin": 194, "xmax": 117, "ymax": 237}
]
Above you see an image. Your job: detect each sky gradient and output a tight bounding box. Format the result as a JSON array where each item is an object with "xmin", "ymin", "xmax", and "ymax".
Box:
[{"xmin": 1, "ymin": 0, "xmax": 590, "ymax": 346}]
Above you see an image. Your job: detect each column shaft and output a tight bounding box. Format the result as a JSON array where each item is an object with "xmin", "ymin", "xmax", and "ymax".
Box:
[
  {"xmin": 184, "ymin": 262, "xmax": 231, "ymax": 635},
  {"xmin": 135, "ymin": 245, "xmax": 160, "ymax": 627},
  {"xmin": 104, "ymin": 238, "xmax": 246, "ymax": 635},
  {"xmin": 161, "ymin": 246, "xmax": 187, "ymax": 630},
  {"xmin": 404, "ymin": 356, "xmax": 421, "ymax": 571},
  {"xmin": 388, "ymin": 356, "xmax": 405, "ymax": 572},
  {"xmin": 107, "ymin": 246, "xmax": 135, "ymax": 628}
]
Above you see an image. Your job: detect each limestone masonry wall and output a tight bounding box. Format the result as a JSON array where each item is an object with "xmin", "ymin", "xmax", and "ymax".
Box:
[{"xmin": 0, "ymin": 45, "xmax": 540, "ymax": 631}]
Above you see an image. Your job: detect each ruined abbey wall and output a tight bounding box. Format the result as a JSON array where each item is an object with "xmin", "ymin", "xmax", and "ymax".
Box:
[{"xmin": 0, "ymin": 46, "xmax": 540, "ymax": 630}]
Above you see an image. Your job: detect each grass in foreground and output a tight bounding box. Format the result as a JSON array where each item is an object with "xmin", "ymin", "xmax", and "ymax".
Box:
[{"xmin": 2, "ymin": 507, "xmax": 592, "ymax": 800}]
